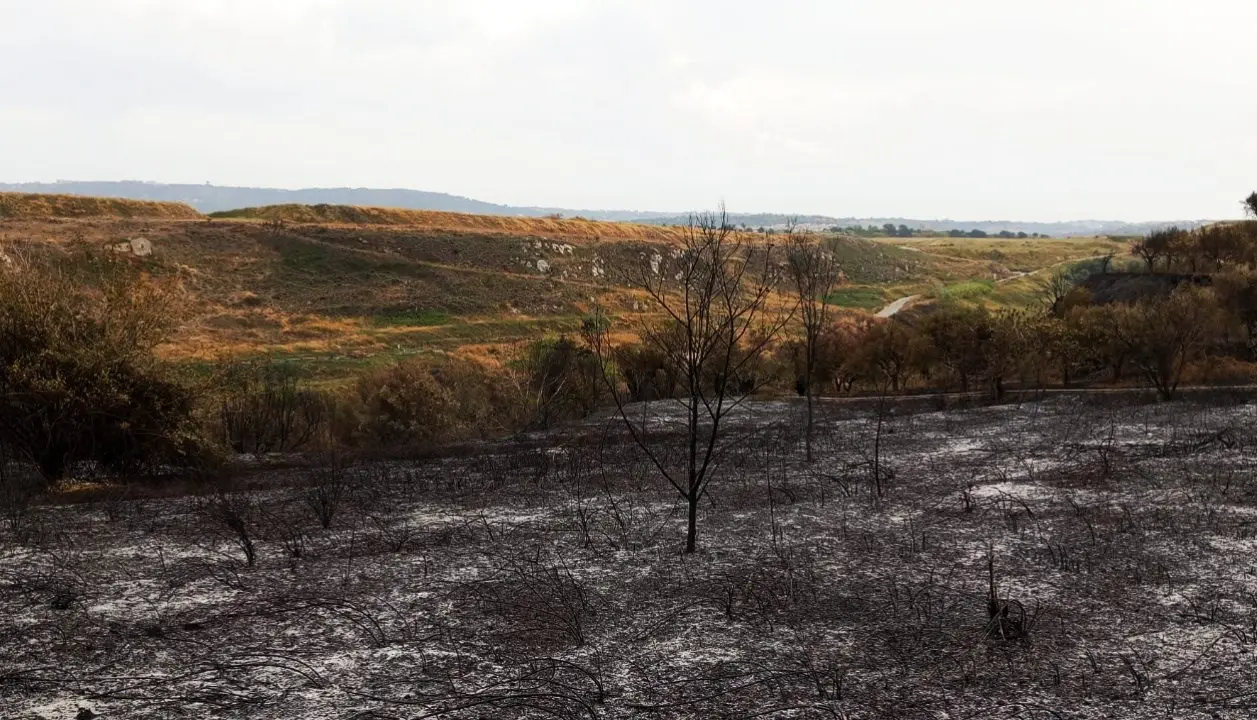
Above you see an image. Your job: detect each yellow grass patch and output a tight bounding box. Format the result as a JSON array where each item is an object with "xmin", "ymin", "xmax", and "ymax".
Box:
[{"xmin": 0, "ymin": 192, "xmax": 202, "ymax": 220}]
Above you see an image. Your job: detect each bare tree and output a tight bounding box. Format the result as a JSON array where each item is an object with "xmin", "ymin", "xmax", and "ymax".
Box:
[
  {"xmin": 784, "ymin": 222, "xmax": 841, "ymax": 462},
  {"xmin": 1244, "ymin": 191, "xmax": 1257, "ymax": 219},
  {"xmin": 591, "ymin": 206, "xmax": 792, "ymax": 553},
  {"xmin": 1132, "ymin": 227, "xmax": 1186, "ymax": 273}
]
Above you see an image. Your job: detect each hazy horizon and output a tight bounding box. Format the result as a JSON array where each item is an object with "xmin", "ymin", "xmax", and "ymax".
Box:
[
  {"xmin": 0, "ymin": 178, "xmax": 1226, "ymax": 224},
  {"xmin": 3, "ymin": 1, "xmax": 1256, "ymax": 222}
]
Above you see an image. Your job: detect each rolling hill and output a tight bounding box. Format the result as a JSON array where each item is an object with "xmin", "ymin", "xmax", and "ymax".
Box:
[
  {"xmin": 0, "ymin": 181, "xmax": 672, "ymax": 221},
  {"xmin": 0, "ymin": 192, "xmax": 201, "ymax": 220},
  {"xmin": 0, "ymin": 203, "xmax": 966, "ymax": 372}
]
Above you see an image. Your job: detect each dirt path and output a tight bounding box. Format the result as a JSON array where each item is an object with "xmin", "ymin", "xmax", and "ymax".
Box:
[{"xmin": 876, "ymin": 294, "xmax": 919, "ymax": 317}]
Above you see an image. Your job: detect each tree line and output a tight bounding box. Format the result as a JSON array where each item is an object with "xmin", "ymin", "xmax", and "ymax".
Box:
[{"xmin": 827, "ymin": 224, "xmax": 1047, "ymax": 239}]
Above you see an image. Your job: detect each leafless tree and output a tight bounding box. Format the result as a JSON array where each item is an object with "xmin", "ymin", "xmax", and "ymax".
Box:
[
  {"xmin": 1042, "ymin": 267, "xmax": 1075, "ymax": 315},
  {"xmin": 785, "ymin": 221, "xmax": 841, "ymax": 462},
  {"xmin": 591, "ymin": 205, "xmax": 792, "ymax": 553}
]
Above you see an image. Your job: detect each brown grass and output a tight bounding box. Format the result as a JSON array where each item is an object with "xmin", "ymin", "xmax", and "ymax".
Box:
[
  {"xmin": 0, "ymin": 192, "xmax": 202, "ymax": 220},
  {"xmin": 209, "ymin": 203, "xmax": 706, "ymax": 243}
]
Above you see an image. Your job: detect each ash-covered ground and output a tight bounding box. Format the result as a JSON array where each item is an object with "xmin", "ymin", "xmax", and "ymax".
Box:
[{"xmin": 6, "ymin": 395, "xmax": 1257, "ymax": 719}]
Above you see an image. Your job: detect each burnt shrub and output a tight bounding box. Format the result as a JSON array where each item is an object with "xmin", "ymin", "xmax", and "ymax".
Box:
[{"xmin": 215, "ymin": 359, "xmax": 328, "ymax": 455}]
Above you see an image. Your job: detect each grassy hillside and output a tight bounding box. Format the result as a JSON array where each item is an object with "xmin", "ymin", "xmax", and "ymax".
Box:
[
  {"xmin": 0, "ymin": 199, "xmax": 1115, "ymax": 379},
  {"xmin": 210, "ymin": 203, "xmax": 697, "ymax": 242},
  {"xmin": 0, "ymin": 212, "xmax": 981, "ymax": 372},
  {"xmin": 0, "ymin": 192, "xmax": 202, "ymax": 220}
]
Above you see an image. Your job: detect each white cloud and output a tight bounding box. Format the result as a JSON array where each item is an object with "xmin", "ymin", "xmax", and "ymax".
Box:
[{"xmin": 2, "ymin": 0, "xmax": 1257, "ymax": 219}]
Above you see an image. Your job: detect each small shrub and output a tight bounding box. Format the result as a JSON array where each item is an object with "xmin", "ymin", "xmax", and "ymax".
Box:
[
  {"xmin": 0, "ymin": 450, "xmax": 45, "ymax": 544},
  {"xmin": 355, "ymin": 360, "xmax": 458, "ymax": 447},
  {"xmin": 519, "ymin": 336, "xmax": 604, "ymax": 428},
  {"xmin": 302, "ymin": 449, "xmax": 351, "ymax": 529},
  {"xmin": 203, "ymin": 489, "xmax": 259, "ymax": 567}
]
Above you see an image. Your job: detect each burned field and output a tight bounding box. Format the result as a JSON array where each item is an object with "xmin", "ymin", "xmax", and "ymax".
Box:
[{"xmin": 6, "ymin": 396, "xmax": 1257, "ymax": 719}]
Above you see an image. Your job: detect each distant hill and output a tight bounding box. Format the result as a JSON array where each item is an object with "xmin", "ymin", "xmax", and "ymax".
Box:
[
  {"xmin": 0, "ymin": 192, "xmax": 201, "ymax": 220},
  {"xmin": 0, "ymin": 213, "xmax": 964, "ymax": 365},
  {"xmin": 0, "ymin": 181, "xmax": 672, "ymax": 222},
  {"xmin": 0, "ymin": 181, "xmax": 1213, "ymax": 237}
]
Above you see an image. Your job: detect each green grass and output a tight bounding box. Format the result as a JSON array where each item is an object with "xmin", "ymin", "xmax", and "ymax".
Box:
[
  {"xmin": 371, "ymin": 309, "xmax": 453, "ymax": 327},
  {"xmin": 935, "ymin": 280, "xmax": 995, "ymax": 301},
  {"xmin": 986, "ymin": 279, "xmax": 1046, "ymax": 308},
  {"xmin": 825, "ymin": 286, "xmax": 888, "ymax": 309}
]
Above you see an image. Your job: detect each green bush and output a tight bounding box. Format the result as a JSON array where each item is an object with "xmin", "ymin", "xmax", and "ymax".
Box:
[
  {"xmin": 342, "ymin": 355, "xmax": 533, "ymax": 449},
  {"xmin": 430, "ymin": 356, "xmax": 530, "ymax": 438},
  {"xmin": 613, "ymin": 343, "xmax": 678, "ymax": 402},
  {"xmin": 519, "ymin": 336, "xmax": 604, "ymax": 428}
]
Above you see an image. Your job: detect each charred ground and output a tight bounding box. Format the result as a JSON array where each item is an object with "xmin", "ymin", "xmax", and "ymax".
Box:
[{"xmin": 6, "ymin": 393, "xmax": 1257, "ymax": 719}]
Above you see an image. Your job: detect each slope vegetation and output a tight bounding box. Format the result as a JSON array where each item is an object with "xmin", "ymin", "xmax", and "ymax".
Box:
[{"xmin": 0, "ymin": 192, "xmax": 202, "ymax": 220}]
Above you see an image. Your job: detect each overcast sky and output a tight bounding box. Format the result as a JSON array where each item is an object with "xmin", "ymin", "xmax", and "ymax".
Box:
[{"xmin": 2, "ymin": 1, "xmax": 1255, "ymax": 220}]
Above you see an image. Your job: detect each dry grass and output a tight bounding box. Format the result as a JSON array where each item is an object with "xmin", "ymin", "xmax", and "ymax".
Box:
[
  {"xmin": 879, "ymin": 235, "xmax": 1127, "ymax": 272},
  {"xmin": 0, "ymin": 192, "xmax": 202, "ymax": 220},
  {"xmin": 0, "ymin": 212, "xmax": 987, "ymax": 380},
  {"xmin": 210, "ymin": 203, "xmax": 704, "ymax": 243}
]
